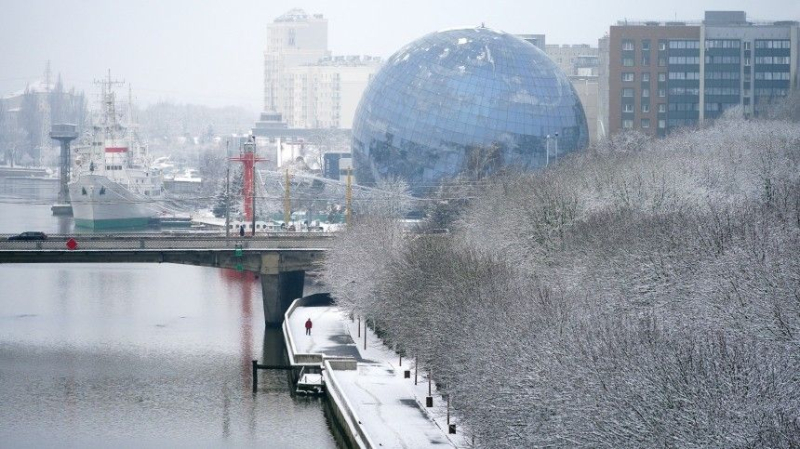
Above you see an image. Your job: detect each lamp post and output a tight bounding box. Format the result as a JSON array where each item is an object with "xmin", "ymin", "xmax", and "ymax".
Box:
[
  {"xmin": 545, "ymin": 134, "xmax": 550, "ymax": 167},
  {"xmin": 225, "ymin": 139, "xmax": 230, "ymax": 238}
]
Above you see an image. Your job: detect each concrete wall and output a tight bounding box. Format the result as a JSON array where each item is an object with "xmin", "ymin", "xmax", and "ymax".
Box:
[{"xmin": 323, "ymin": 359, "xmax": 374, "ymax": 449}]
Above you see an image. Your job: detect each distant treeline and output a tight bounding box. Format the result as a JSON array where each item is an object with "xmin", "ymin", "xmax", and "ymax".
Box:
[{"xmin": 136, "ymin": 102, "xmax": 255, "ymax": 143}]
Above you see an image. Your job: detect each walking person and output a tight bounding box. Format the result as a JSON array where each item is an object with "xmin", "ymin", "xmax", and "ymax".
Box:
[
  {"xmin": 305, "ymin": 318, "xmax": 313, "ymax": 336},
  {"xmin": 239, "ymin": 224, "xmax": 245, "ymax": 237}
]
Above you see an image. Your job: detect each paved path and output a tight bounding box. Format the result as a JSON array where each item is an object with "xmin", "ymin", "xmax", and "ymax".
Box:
[
  {"xmin": 287, "ymin": 300, "xmax": 464, "ymax": 448},
  {"xmin": 288, "ymin": 303, "xmax": 366, "ymax": 361}
]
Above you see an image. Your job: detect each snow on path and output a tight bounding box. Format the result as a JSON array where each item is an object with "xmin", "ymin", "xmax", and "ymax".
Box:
[
  {"xmin": 289, "ymin": 303, "xmax": 468, "ymax": 448},
  {"xmin": 289, "ymin": 305, "xmax": 364, "ymax": 360}
]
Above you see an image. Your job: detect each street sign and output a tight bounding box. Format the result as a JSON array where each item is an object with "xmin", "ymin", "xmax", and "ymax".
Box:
[{"xmin": 66, "ymin": 238, "xmax": 78, "ymax": 250}]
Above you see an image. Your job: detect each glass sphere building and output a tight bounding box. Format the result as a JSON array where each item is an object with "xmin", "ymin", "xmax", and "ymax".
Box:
[{"xmin": 352, "ymin": 27, "xmax": 589, "ymax": 193}]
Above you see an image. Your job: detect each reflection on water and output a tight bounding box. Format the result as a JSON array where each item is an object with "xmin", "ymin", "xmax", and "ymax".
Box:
[{"xmin": 0, "ymin": 200, "xmax": 338, "ymax": 447}]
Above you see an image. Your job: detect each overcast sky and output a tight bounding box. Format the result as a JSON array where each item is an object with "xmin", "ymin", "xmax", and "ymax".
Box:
[{"xmin": 1, "ymin": 0, "xmax": 797, "ymax": 110}]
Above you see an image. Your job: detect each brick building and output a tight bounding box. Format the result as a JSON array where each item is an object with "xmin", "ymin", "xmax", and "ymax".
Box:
[{"xmin": 603, "ymin": 12, "xmax": 799, "ymax": 137}]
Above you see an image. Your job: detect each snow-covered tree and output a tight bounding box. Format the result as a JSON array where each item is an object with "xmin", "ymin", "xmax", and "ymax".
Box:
[{"xmin": 323, "ymin": 113, "xmax": 800, "ymax": 448}]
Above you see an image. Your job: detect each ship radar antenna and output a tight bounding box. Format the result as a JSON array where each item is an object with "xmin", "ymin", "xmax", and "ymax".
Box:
[{"xmin": 93, "ymin": 70, "xmax": 125, "ymax": 139}]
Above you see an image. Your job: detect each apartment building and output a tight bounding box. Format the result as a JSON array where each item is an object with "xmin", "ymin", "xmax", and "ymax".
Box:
[
  {"xmin": 605, "ymin": 11, "xmax": 799, "ymax": 137},
  {"xmin": 263, "ymin": 9, "xmax": 381, "ymax": 129}
]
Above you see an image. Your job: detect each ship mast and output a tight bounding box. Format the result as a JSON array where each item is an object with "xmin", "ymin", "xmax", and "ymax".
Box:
[{"xmin": 93, "ymin": 70, "xmax": 125, "ymax": 142}]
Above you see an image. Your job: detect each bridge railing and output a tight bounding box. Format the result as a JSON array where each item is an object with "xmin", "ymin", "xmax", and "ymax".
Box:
[{"xmin": 0, "ymin": 233, "xmax": 335, "ymax": 251}]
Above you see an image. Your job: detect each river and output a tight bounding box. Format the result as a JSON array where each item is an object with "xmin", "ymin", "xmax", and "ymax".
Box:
[{"xmin": 0, "ymin": 187, "xmax": 339, "ymax": 448}]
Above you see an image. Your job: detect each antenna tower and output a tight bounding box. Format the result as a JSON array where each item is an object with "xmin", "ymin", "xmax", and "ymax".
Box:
[{"xmin": 93, "ymin": 70, "xmax": 125, "ymax": 139}]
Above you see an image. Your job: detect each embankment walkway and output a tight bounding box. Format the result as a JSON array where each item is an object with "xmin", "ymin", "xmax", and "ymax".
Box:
[{"xmin": 283, "ymin": 295, "xmax": 466, "ymax": 449}]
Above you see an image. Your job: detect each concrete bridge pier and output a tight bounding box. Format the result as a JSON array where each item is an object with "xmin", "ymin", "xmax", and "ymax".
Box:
[{"xmin": 261, "ymin": 271, "xmax": 306, "ymax": 326}]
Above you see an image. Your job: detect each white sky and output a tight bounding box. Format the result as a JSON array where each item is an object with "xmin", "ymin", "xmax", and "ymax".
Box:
[{"xmin": 1, "ymin": 0, "xmax": 797, "ymax": 110}]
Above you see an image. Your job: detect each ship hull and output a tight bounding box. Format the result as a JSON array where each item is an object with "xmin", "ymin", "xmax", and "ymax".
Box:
[{"xmin": 69, "ymin": 175, "xmax": 156, "ymax": 229}]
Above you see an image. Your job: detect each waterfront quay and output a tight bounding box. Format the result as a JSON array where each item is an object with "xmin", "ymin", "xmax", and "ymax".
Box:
[{"xmin": 281, "ymin": 295, "xmax": 467, "ymax": 449}]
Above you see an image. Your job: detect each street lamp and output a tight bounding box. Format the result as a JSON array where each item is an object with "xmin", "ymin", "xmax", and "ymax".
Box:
[{"xmin": 545, "ymin": 134, "xmax": 551, "ymax": 167}]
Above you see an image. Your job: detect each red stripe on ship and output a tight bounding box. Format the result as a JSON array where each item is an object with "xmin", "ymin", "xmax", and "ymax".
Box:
[{"xmin": 105, "ymin": 147, "xmax": 128, "ymax": 153}]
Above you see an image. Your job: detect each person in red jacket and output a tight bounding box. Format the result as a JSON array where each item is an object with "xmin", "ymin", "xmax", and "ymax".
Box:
[{"xmin": 305, "ymin": 318, "xmax": 313, "ymax": 336}]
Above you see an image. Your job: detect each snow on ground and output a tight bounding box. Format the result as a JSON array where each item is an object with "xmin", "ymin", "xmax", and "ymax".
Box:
[
  {"xmin": 289, "ymin": 305, "xmax": 364, "ymax": 360},
  {"xmin": 288, "ymin": 303, "xmax": 470, "ymax": 448}
]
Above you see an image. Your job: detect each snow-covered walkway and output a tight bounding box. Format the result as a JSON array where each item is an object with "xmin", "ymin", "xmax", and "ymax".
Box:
[
  {"xmin": 287, "ymin": 301, "xmax": 365, "ymax": 361},
  {"xmin": 286, "ymin": 300, "xmax": 466, "ymax": 448}
]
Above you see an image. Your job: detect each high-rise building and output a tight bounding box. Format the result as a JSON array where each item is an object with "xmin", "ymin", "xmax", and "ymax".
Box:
[
  {"xmin": 541, "ymin": 43, "xmax": 601, "ymax": 143},
  {"xmin": 262, "ymin": 9, "xmax": 381, "ymax": 129},
  {"xmin": 608, "ymin": 21, "xmax": 700, "ymax": 137},
  {"xmin": 702, "ymin": 11, "xmax": 799, "ymax": 118},
  {"xmin": 606, "ymin": 11, "xmax": 799, "ymax": 137},
  {"xmin": 571, "ymin": 76, "xmax": 599, "ymax": 143},
  {"xmin": 546, "ymin": 44, "xmax": 599, "ymax": 76}
]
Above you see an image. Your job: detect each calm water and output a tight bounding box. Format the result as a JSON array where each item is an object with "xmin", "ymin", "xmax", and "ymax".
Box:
[{"xmin": 0, "ymin": 190, "xmax": 339, "ymax": 448}]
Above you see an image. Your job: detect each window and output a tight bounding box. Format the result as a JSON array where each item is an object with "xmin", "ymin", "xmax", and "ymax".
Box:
[
  {"xmin": 623, "ymin": 104, "xmax": 634, "ymax": 112},
  {"xmin": 642, "ymin": 88, "xmax": 650, "ymax": 98},
  {"xmin": 668, "ymin": 56, "xmax": 701, "ymax": 64},
  {"xmin": 642, "ymin": 40, "xmax": 651, "ymax": 51},
  {"xmin": 743, "ymin": 41, "xmax": 751, "ymax": 50},
  {"xmin": 623, "ymin": 88, "xmax": 635, "ymax": 98},
  {"xmin": 755, "ymin": 40, "xmax": 791, "ymax": 49},
  {"xmin": 705, "ymin": 55, "xmax": 741, "ymax": 64},
  {"xmin": 669, "ymin": 40, "xmax": 700, "ymax": 49},
  {"xmin": 623, "ymin": 57, "xmax": 635, "ymax": 67},
  {"xmin": 642, "ymin": 103, "xmax": 650, "ymax": 113},
  {"xmin": 642, "ymin": 73, "xmax": 650, "ymax": 83},
  {"xmin": 705, "ymin": 71, "xmax": 740, "ymax": 80},
  {"xmin": 622, "ymin": 72, "xmax": 634, "ymax": 82},
  {"xmin": 623, "ymin": 119, "xmax": 634, "ymax": 129},
  {"xmin": 705, "ymin": 39, "xmax": 741, "ymax": 49},
  {"xmin": 658, "ymin": 104, "xmax": 666, "ymax": 113},
  {"xmin": 641, "ymin": 55, "xmax": 650, "ymax": 66},
  {"xmin": 658, "ymin": 88, "xmax": 666, "ymax": 98},
  {"xmin": 658, "ymin": 73, "xmax": 666, "ymax": 82},
  {"xmin": 659, "ymin": 41, "xmax": 667, "ymax": 51},
  {"xmin": 658, "ymin": 119, "xmax": 666, "ymax": 129},
  {"xmin": 623, "ymin": 40, "xmax": 635, "ymax": 51},
  {"xmin": 641, "ymin": 118, "xmax": 651, "ymax": 128},
  {"xmin": 658, "ymin": 57, "xmax": 666, "ymax": 67}
]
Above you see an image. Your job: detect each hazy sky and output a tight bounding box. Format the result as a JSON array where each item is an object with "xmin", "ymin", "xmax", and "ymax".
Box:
[{"xmin": 1, "ymin": 0, "xmax": 797, "ymax": 110}]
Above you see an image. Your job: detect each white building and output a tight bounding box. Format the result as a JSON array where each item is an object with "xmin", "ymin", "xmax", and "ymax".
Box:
[
  {"xmin": 263, "ymin": 9, "xmax": 381, "ymax": 129},
  {"xmin": 545, "ymin": 44, "xmax": 600, "ymax": 77}
]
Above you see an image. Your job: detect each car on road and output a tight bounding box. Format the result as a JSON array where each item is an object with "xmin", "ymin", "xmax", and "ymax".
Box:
[{"xmin": 7, "ymin": 231, "xmax": 48, "ymax": 241}]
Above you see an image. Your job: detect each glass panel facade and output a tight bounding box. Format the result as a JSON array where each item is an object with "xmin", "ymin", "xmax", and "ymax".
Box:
[
  {"xmin": 666, "ymin": 39, "xmax": 700, "ymax": 131},
  {"xmin": 753, "ymin": 39, "xmax": 792, "ymax": 114},
  {"xmin": 352, "ymin": 28, "xmax": 588, "ymax": 192}
]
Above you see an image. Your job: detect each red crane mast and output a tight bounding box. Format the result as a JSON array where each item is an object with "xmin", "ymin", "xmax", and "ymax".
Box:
[{"xmin": 229, "ymin": 137, "xmax": 267, "ymax": 223}]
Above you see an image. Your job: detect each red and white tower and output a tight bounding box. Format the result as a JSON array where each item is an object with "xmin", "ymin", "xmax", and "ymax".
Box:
[{"xmin": 230, "ymin": 136, "xmax": 267, "ymax": 222}]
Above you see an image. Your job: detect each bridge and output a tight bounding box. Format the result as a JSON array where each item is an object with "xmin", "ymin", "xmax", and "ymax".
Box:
[{"xmin": 0, "ymin": 233, "xmax": 334, "ymax": 326}]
